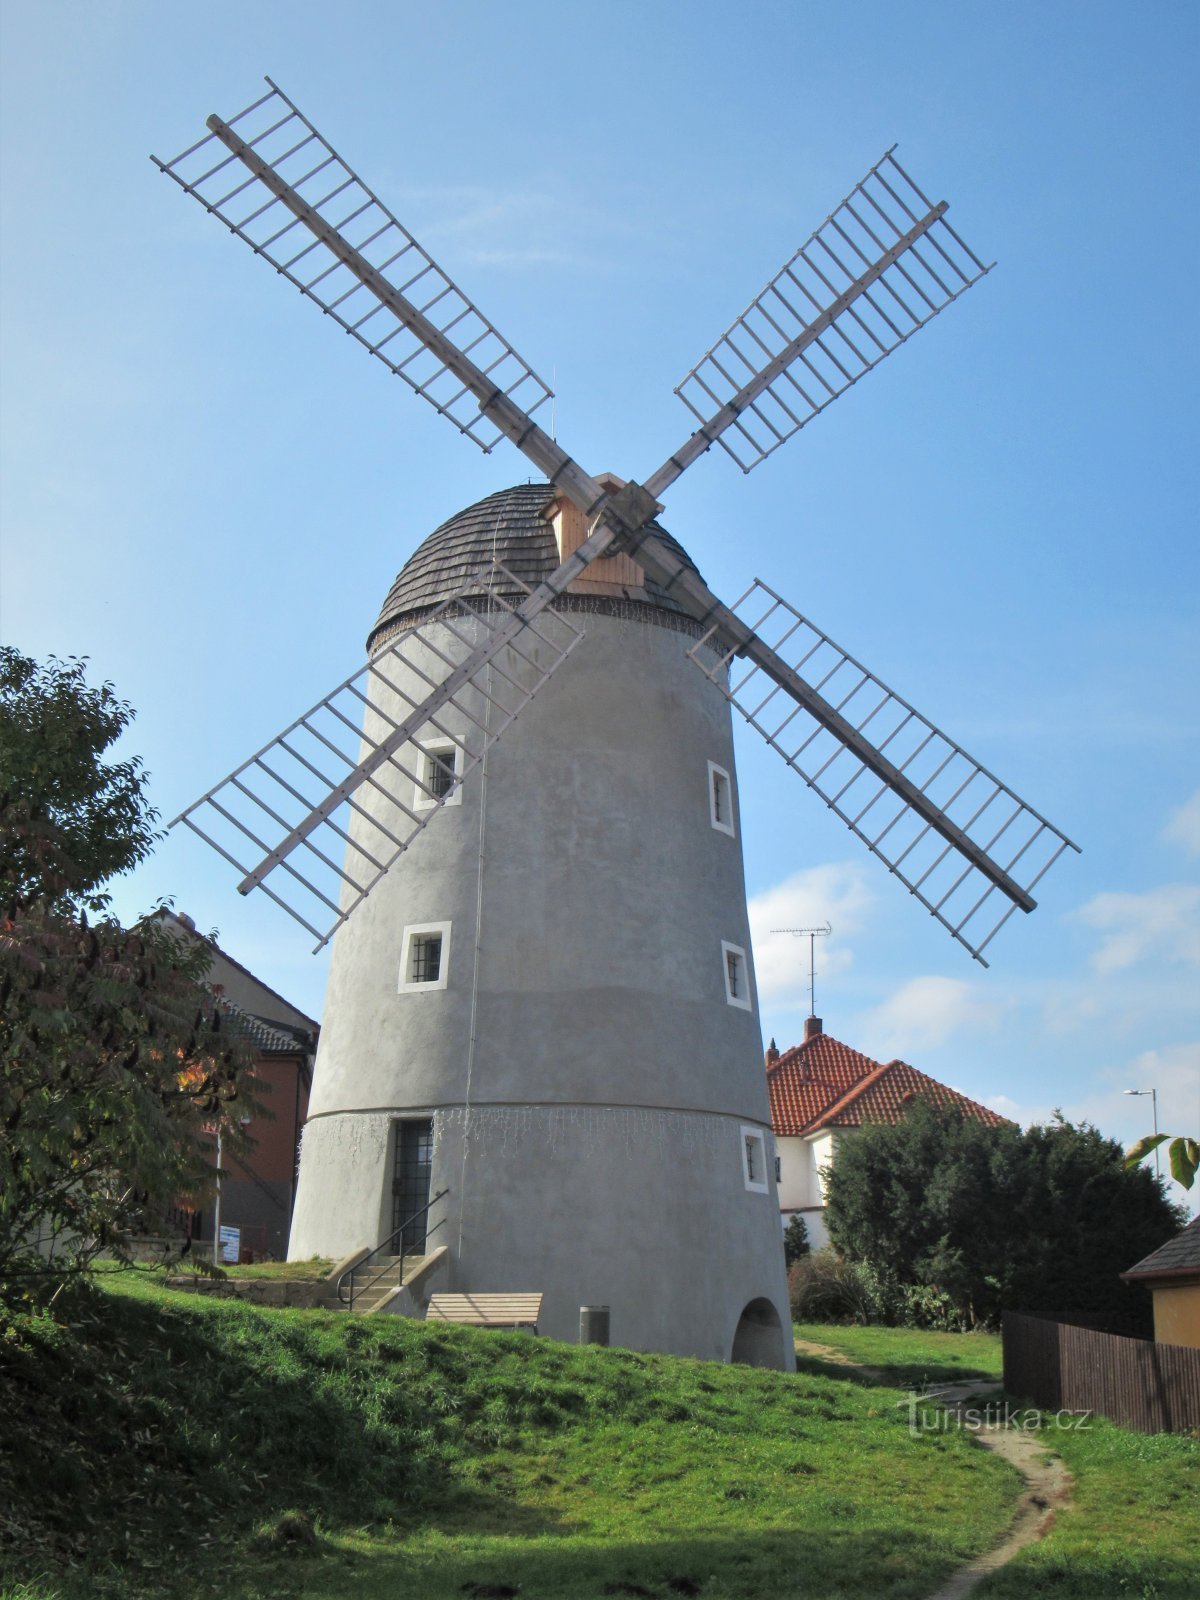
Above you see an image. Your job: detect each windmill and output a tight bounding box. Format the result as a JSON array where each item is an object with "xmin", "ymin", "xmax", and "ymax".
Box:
[{"xmin": 153, "ymin": 80, "xmax": 1077, "ymax": 1366}]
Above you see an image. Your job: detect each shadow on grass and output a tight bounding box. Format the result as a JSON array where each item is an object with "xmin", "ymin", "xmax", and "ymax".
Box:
[
  {"xmin": 222, "ymin": 1525, "xmax": 995, "ymax": 1600},
  {"xmin": 0, "ymin": 1283, "xmax": 567, "ymax": 1599},
  {"xmin": 792, "ymin": 1351, "xmax": 998, "ymax": 1392},
  {"xmin": 965, "ymin": 1546, "xmax": 1198, "ymax": 1600}
]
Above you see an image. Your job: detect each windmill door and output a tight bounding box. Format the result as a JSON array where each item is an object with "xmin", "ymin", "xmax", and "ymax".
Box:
[{"xmin": 391, "ymin": 1119, "xmax": 434, "ymax": 1251}]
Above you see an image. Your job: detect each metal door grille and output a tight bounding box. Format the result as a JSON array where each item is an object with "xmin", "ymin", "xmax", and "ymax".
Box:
[{"xmin": 392, "ymin": 1119, "xmax": 434, "ymax": 1249}]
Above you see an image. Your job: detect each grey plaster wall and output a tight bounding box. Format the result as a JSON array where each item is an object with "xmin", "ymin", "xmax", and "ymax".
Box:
[{"xmin": 289, "ymin": 605, "xmax": 793, "ymax": 1368}]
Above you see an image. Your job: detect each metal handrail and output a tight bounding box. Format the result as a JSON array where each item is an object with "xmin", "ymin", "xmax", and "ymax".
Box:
[{"xmin": 337, "ymin": 1188, "xmax": 449, "ymax": 1310}]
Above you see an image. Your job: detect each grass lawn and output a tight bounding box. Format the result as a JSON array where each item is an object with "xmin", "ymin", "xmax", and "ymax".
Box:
[
  {"xmin": 792, "ymin": 1322, "xmax": 1002, "ymax": 1388},
  {"xmin": 1, "ymin": 1273, "xmax": 1016, "ymax": 1600},
  {"xmin": 197, "ymin": 1259, "xmax": 334, "ymax": 1282},
  {"xmin": 973, "ymin": 1411, "xmax": 1197, "ymax": 1599},
  {"xmin": 793, "ymin": 1321, "xmax": 1197, "ymax": 1599},
  {"xmin": 2, "ymin": 1281, "xmax": 1194, "ymax": 1600}
]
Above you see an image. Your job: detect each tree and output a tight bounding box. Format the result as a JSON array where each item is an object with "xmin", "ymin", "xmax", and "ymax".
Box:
[
  {"xmin": 1, "ymin": 649, "xmax": 253, "ymax": 1290},
  {"xmin": 824, "ymin": 1098, "xmax": 1185, "ymax": 1333},
  {"xmin": 0, "ymin": 647, "xmax": 158, "ymax": 915},
  {"xmin": 783, "ymin": 1212, "xmax": 810, "ymax": 1266}
]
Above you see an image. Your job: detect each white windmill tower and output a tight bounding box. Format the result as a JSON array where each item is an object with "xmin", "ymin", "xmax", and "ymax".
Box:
[{"xmin": 153, "ymin": 81, "xmax": 1078, "ymax": 1367}]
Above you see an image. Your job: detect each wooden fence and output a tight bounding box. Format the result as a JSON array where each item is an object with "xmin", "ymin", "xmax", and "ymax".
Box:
[{"xmin": 1003, "ymin": 1311, "xmax": 1200, "ymax": 1434}]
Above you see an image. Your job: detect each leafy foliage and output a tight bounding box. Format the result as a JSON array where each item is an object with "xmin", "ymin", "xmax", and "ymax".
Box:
[
  {"xmin": 782, "ymin": 1212, "xmax": 810, "ymax": 1265},
  {"xmin": 0, "ymin": 649, "xmax": 254, "ymax": 1288},
  {"xmin": 0, "ymin": 907, "xmax": 252, "ymax": 1283},
  {"xmin": 1125, "ymin": 1132, "xmax": 1198, "ymax": 1191},
  {"xmin": 0, "ymin": 647, "xmax": 158, "ymax": 915},
  {"xmin": 787, "ymin": 1247, "xmax": 875, "ymax": 1323},
  {"xmin": 824, "ymin": 1098, "xmax": 1185, "ymax": 1333}
]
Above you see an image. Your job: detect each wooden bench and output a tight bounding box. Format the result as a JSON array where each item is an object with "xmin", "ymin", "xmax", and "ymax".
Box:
[{"xmin": 425, "ymin": 1293, "xmax": 543, "ymax": 1332}]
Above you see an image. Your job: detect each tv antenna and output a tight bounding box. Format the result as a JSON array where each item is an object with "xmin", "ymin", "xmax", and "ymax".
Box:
[{"xmin": 773, "ymin": 924, "xmax": 832, "ymax": 1017}]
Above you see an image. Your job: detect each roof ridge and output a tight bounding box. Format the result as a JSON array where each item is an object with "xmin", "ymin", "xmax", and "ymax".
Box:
[
  {"xmin": 158, "ymin": 910, "xmax": 320, "ymax": 1033},
  {"xmin": 812, "ymin": 1060, "xmax": 895, "ymax": 1126},
  {"xmin": 877, "ymin": 1059, "xmax": 1006, "ymax": 1124}
]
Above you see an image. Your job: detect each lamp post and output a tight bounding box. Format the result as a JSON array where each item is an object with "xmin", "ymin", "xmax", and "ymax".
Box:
[
  {"xmin": 212, "ymin": 1127, "xmax": 223, "ymax": 1267},
  {"xmin": 1124, "ymin": 1087, "xmax": 1159, "ymax": 1177}
]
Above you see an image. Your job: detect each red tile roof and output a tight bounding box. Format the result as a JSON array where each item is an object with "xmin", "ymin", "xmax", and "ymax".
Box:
[{"xmin": 766, "ymin": 1025, "xmax": 1010, "ymax": 1137}]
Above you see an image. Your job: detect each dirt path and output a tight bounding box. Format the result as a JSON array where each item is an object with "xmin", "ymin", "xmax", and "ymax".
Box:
[
  {"xmin": 792, "ymin": 1335, "xmax": 888, "ymax": 1383},
  {"xmin": 918, "ymin": 1382, "xmax": 1073, "ymax": 1600},
  {"xmin": 792, "ymin": 1343, "xmax": 1073, "ymax": 1599}
]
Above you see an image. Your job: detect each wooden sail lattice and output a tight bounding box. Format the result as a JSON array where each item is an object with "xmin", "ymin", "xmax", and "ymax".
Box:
[
  {"xmin": 689, "ymin": 578, "xmax": 1078, "ymax": 963},
  {"xmin": 673, "ymin": 148, "xmax": 992, "ymax": 474},
  {"xmin": 152, "ymin": 79, "xmax": 553, "ymax": 453},
  {"xmin": 172, "ymin": 564, "xmax": 583, "ymax": 949}
]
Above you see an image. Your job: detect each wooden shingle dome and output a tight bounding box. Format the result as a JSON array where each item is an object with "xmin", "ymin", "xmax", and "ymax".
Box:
[{"xmin": 369, "ymin": 482, "xmax": 704, "ymax": 650}]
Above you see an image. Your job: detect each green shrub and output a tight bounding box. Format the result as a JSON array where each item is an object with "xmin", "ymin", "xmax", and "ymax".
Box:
[
  {"xmin": 787, "ymin": 1248, "xmax": 875, "ymax": 1323},
  {"xmin": 782, "ymin": 1213, "xmax": 810, "ymax": 1266}
]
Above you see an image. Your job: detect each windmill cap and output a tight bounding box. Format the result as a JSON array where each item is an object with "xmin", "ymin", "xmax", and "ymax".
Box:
[{"xmin": 368, "ymin": 482, "xmax": 704, "ymax": 652}]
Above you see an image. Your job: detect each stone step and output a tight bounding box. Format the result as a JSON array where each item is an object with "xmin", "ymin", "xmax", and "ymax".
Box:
[{"xmin": 329, "ymin": 1253, "xmax": 432, "ymax": 1313}]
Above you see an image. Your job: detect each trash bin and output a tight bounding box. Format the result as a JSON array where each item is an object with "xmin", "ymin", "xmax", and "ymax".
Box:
[{"xmin": 579, "ymin": 1305, "xmax": 610, "ymax": 1346}]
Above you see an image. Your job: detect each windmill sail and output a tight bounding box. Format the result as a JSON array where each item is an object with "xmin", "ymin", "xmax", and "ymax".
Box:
[
  {"xmin": 172, "ymin": 562, "xmax": 584, "ymax": 949},
  {"xmin": 649, "ymin": 148, "xmax": 991, "ymax": 493},
  {"xmin": 684, "ymin": 576, "xmax": 1079, "ymax": 964},
  {"xmin": 152, "ymin": 79, "xmax": 553, "ymax": 454}
]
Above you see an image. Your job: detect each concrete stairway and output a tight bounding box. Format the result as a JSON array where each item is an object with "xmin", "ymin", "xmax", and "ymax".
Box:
[
  {"xmin": 339, "ymin": 1254, "xmax": 422, "ymax": 1313},
  {"xmin": 326, "ymin": 1245, "xmax": 449, "ymax": 1316}
]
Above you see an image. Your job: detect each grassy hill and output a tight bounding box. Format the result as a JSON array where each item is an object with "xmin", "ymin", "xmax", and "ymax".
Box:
[{"xmin": 0, "ymin": 1272, "xmax": 1015, "ymax": 1600}]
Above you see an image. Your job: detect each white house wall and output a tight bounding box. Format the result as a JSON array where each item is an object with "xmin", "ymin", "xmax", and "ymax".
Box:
[{"xmin": 778, "ymin": 1129, "xmax": 837, "ymax": 1251}]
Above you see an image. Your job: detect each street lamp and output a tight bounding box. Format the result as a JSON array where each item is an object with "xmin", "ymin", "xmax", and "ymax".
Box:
[{"xmin": 1124, "ymin": 1087, "xmax": 1160, "ymax": 1177}]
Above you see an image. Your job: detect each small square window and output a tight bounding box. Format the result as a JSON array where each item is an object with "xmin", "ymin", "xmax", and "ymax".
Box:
[
  {"xmin": 708, "ymin": 761, "xmax": 735, "ymax": 837},
  {"xmin": 740, "ymin": 1126, "xmax": 769, "ymax": 1193},
  {"xmin": 414, "ymin": 742, "xmax": 462, "ymax": 810},
  {"xmin": 399, "ymin": 922, "xmax": 451, "ymax": 992},
  {"xmin": 410, "ymin": 934, "xmax": 442, "ymax": 984},
  {"xmin": 722, "ymin": 940, "xmax": 752, "ymax": 1011}
]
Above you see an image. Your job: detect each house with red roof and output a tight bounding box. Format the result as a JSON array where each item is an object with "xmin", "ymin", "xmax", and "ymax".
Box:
[
  {"xmin": 159, "ymin": 911, "xmax": 319, "ymax": 1261},
  {"xmin": 766, "ymin": 1015, "xmax": 1009, "ymax": 1247}
]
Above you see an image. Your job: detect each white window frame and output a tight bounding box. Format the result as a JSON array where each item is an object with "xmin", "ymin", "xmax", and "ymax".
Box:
[
  {"xmin": 721, "ymin": 940, "xmax": 752, "ymax": 1011},
  {"xmin": 740, "ymin": 1125, "xmax": 769, "ymax": 1194},
  {"xmin": 413, "ymin": 740, "xmax": 462, "ymax": 811},
  {"xmin": 707, "ymin": 760, "xmax": 735, "ymax": 837},
  {"xmin": 399, "ymin": 921, "xmax": 452, "ymax": 993}
]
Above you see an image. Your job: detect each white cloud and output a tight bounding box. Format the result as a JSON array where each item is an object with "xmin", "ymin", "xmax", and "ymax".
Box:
[
  {"xmin": 861, "ymin": 975, "xmax": 1008, "ymax": 1057},
  {"xmin": 747, "ymin": 863, "xmax": 874, "ymax": 1006},
  {"xmin": 387, "ymin": 183, "xmax": 631, "ymax": 271},
  {"xmin": 973, "ymin": 1040, "xmax": 1199, "ymax": 1213},
  {"xmin": 1164, "ymin": 789, "xmax": 1200, "ymax": 859},
  {"xmin": 1073, "ymin": 884, "xmax": 1200, "ymax": 974},
  {"xmin": 1122, "ymin": 1041, "xmax": 1200, "ymax": 1123}
]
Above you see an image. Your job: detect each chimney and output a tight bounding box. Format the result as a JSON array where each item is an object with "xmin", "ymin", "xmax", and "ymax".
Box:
[
  {"xmin": 765, "ymin": 1038, "xmax": 780, "ymax": 1068},
  {"xmin": 804, "ymin": 1015, "xmax": 823, "ymax": 1042},
  {"xmin": 177, "ymin": 912, "xmax": 196, "ymax": 932}
]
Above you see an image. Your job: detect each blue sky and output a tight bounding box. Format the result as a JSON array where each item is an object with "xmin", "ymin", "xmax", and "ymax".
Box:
[{"xmin": 2, "ymin": 2, "xmax": 1196, "ymax": 1207}]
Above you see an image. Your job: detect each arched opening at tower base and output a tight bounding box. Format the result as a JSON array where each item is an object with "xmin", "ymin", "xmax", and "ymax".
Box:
[{"xmin": 730, "ymin": 1297, "xmax": 786, "ymax": 1368}]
